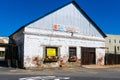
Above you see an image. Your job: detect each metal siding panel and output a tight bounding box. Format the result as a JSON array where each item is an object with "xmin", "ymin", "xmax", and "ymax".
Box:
[{"xmin": 27, "ymin": 3, "xmax": 103, "ymax": 38}]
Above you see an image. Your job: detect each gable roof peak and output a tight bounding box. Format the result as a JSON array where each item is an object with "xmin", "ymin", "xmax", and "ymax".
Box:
[{"xmin": 10, "ymin": 0, "xmax": 106, "ymax": 38}]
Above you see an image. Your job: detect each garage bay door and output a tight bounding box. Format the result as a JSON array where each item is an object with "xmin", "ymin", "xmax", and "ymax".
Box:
[{"xmin": 81, "ymin": 47, "xmax": 96, "ymax": 65}]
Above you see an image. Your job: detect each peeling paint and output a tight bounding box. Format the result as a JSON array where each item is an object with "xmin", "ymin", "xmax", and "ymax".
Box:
[
  {"xmin": 97, "ymin": 54, "xmax": 104, "ymax": 65},
  {"xmin": 24, "ymin": 56, "xmax": 31, "ymax": 66},
  {"xmin": 76, "ymin": 59, "xmax": 81, "ymax": 66},
  {"xmin": 32, "ymin": 56, "xmax": 42, "ymax": 66},
  {"xmin": 59, "ymin": 55, "xmax": 68, "ymax": 67},
  {"xmin": 24, "ymin": 56, "xmax": 43, "ymax": 67}
]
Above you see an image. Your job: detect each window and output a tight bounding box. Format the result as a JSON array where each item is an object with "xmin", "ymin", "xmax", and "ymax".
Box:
[
  {"xmin": 114, "ymin": 40, "xmax": 116, "ymax": 43},
  {"xmin": 117, "ymin": 46, "xmax": 119, "ymax": 51},
  {"xmin": 0, "ymin": 51, "xmax": 5, "ymax": 57},
  {"xmin": 44, "ymin": 47, "xmax": 59, "ymax": 62},
  {"xmin": 109, "ymin": 39, "xmax": 111, "ymax": 43},
  {"xmin": 68, "ymin": 47, "xmax": 77, "ymax": 62}
]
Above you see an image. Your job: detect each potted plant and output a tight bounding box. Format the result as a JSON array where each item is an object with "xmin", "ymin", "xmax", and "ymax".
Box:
[{"xmin": 44, "ymin": 56, "xmax": 59, "ymax": 62}]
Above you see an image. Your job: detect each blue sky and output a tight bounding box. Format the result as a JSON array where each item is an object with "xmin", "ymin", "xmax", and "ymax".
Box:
[{"xmin": 0, "ymin": 0, "xmax": 120, "ymax": 36}]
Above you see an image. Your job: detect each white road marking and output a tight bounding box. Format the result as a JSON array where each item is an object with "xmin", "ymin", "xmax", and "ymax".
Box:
[
  {"xmin": 54, "ymin": 79, "xmax": 60, "ymax": 80},
  {"xmin": 19, "ymin": 76, "xmax": 70, "ymax": 80}
]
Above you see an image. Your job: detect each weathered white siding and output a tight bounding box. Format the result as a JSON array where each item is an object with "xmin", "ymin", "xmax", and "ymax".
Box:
[
  {"xmin": 24, "ymin": 27, "xmax": 105, "ymax": 67},
  {"xmin": 96, "ymin": 48, "xmax": 105, "ymax": 65},
  {"xmin": 27, "ymin": 3, "xmax": 103, "ymax": 38}
]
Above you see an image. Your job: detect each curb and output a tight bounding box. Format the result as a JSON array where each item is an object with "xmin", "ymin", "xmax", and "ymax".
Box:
[{"xmin": 82, "ymin": 65, "xmax": 120, "ymax": 69}]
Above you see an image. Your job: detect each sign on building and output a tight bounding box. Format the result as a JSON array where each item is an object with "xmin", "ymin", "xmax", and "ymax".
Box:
[{"xmin": 53, "ymin": 24, "xmax": 79, "ymax": 33}]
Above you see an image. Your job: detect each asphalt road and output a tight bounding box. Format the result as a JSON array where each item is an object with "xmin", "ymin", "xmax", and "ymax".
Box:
[{"xmin": 0, "ymin": 67, "xmax": 120, "ymax": 80}]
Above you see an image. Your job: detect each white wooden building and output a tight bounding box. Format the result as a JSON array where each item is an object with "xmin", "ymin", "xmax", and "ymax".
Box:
[{"xmin": 9, "ymin": 1, "xmax": 106, "ymax": 68}]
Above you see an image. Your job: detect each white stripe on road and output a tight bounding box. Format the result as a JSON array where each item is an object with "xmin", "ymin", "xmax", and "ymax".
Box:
[{"xmin": 19, "ymin": 76, "xmax": 70, "ymax": 80}]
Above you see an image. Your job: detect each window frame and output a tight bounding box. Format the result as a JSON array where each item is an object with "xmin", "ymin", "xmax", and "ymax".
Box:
[
  {"xmin": 114, "ymin": 40, "xmax": 116, "ymax": 43},
  {"xmin": 109, "ymin": 39, "xmax": 111, "ymax": 43},
  {"xmin": 0, "ymin": 51, "xmax": 5, "ymax": 57},
  {"xmin": 44, "ymin": 47, "xmax": 59, "ymax": 63},
  {"xmin": 68, "ymin": 47, "xmax": 77, "ymax": 62}
]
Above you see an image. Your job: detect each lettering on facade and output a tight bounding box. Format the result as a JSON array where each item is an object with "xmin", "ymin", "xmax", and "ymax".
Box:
[{"xmin": 53, "ymin": 24, "xmax": 79, "ymax": 33}]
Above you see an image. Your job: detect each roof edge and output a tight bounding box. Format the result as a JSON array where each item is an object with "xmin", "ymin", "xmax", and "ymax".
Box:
[
  {"xmin": 9, "ymin": 0, "xmax": 73, "ymax": 37},
  {"xmin": 9, "ymin": 26, "xmax": 25, "ymax": 37},
  {"xmin": 9, "ymin": 0, "xmax": 106, "ymax": 38},
  {"xmin": 72, "ymin": 1, "xmax": 106, "ymax": 38}
]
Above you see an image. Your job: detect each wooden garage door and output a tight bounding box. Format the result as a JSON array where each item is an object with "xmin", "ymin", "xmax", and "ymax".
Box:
[{"xmin": 81, "ymin": 47, "xmax": 96, "ymax": 65}]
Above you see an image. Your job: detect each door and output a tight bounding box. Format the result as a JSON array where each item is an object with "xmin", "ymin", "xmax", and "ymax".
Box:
[
  {"xmin": 81, "ymin": 47, "xmax": 96, "ymax": 65},
  {"xmin": 89, "ymin": 52, "xmax": 96, "ymax": 64}
]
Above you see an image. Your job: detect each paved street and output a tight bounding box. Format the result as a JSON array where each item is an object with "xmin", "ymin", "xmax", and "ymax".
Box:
[{"xmin": 0, "ymin": 66, "xmax": 120, "ymax": 80}]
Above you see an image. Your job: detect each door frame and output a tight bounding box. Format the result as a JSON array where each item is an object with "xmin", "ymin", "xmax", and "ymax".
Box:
[{"xmin": 81, "ymin": 47, "xmax": 96, "ymax": 65}]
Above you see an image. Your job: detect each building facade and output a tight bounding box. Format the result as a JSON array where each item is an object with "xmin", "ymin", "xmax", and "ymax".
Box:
[
  {"xmin": 9, "ymin": 1, "xmax": 106, "ymax": 68},
  {"xmin": 0, "ymin": 36, "xmax": 9, "ymax": 61},
  {"xmin": 105, "ymin": 34, "xmax": 120, "ymax": 65},
  {"xmin": 105, "ymin": 34, "xmax": 120, "ymax": 54}
]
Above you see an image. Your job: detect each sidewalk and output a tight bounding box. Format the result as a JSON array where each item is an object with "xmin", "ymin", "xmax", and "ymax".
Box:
[
  {"xmin": 0, "ymin": 64, "xmax": 120, "ymax": 74},
  {"xmin": 0, "ymin": 67, "xmax": 31, "ymax": 74},
  {"xmin": 82, "ymin": 65, "xmax": 120, "ymax": 68}
]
